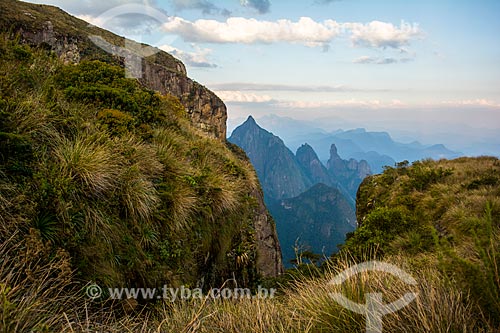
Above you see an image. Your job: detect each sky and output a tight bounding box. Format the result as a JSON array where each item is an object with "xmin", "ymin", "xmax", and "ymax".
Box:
[{"xmin": 25, "ymin": 0, "xmax": 500, "ymax": 153}]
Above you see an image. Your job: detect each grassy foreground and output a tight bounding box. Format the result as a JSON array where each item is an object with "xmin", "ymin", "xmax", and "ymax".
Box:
[{"xmin": 1, "ymin": 233, "xmax": 492, "ymax": 332}]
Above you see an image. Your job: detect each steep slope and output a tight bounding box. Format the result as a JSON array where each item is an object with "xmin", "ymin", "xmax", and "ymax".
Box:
[
  {"xmin": 230, "ymin": 117, "xmax": 366, "ymax": 264},
  {"xmin": 229, "ymin": 116, "xmax": 311, "ymax": 200},
  {"xmin": 0, "ymin": 0, "xmax": 226, "ymax": 139},
  {"xmin": 269, "ymin": 183, "xmax": 355, "ymax": 265},
  {"xmin": 344, "ymin": 157, "xmax": 500, "ymax": 325},
  {"xmin": 0, "ymin": 1, "xmax": 283, "ymax": 290}
]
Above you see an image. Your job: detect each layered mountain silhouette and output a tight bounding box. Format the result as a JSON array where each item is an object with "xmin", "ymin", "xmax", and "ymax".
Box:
[
  {"xmin": 229, "ymin": 116, "xmax": 368, "ymax": 264},
  {"xmin": 228, "ymin": 116, "xmax": 311, "ymax": 200},
  {"xmin": 252, "ymin": 115, "xmax": 461, "ymax": 173}
]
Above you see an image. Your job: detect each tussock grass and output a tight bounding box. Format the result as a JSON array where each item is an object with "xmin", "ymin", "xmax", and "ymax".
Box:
[
  {"xmin": 0, "ymin": 231, "xmax": 77, "ymax": 333},
  {"xmin": 119, "ymin": 170, "xmax": 160, "ymax": 222},
  {"xmin": 53, "ymin": 133, "xmax": 121, "ymax": 198},
  {"xmin": 289, "ymin": 256, "xmax": 488, "ymax": 332}
]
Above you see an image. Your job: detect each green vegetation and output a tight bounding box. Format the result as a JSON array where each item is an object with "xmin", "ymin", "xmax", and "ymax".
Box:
[
  {"xmin": 347, "ymin": 157, "xmax": 500, "ymax": 326},
  {"xmin": 0, "ymin": 35, "xmax": 261, "ymax": 290}
]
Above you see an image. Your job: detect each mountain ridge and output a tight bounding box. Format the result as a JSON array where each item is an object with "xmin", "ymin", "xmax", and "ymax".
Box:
[{"xmin": 253, "ymin": 114, "xmax": 462, "ymax": 173}]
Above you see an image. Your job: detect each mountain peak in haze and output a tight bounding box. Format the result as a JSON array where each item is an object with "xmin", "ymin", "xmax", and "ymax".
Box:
[
  {"xmin": 229, "ymin": 117, "xmax": 311, "ymax": 200},
  {"xmin": 246, "ymin": 115, "xmax": 257, "ymax": 125},
  {"xmin": 296, "ymin": 143, "xmax": 332, "ymax": 187}
]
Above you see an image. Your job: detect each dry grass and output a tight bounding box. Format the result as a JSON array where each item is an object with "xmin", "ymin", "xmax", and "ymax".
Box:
[
  {"xmin": 0, "ymin": 231, "xmax": 77, "ymax": 333},
  {"xmin": 288, "ymin": 255, "xmax": 490, "ymax": 333},
  {"xmin": 2, "ymin": 236, "xmax": 493, "ymax": 333}
]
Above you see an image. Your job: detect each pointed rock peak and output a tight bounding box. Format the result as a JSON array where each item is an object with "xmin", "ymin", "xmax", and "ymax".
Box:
[
  {"xmin": 245, "ymin": 115, "xmax": 257, "ymax": 125},
  {"xmin": 330, "ymin": 143, "xmax": 339, "ymax": 157},
  {"xmin": 232, "ymin": 115, "xmax": 264, "ymax": 136}
]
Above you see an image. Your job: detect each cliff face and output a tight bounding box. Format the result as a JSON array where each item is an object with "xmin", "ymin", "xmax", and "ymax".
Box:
[
  {"xmin": 252, "ymin": 189, "xmax": 284, "ymax": 276},
  {"xmin": 0, "ymin": 0, "xmax": 281, "ymax": 279},
  {"xmin": 0, "ymin": 0, "xmax": 226, "ymax": 139},
  {"xmin": 269, "ymin": 183, "xmax": 355, "ymax": 265},
  {"xmin": 140, "ymin": 62, "xmax": 227, "ymax": 139}
]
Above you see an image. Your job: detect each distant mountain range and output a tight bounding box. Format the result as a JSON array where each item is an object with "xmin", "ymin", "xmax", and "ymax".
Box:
[
  {"xmin": 229, "ymin": 116, "xmax": 368, "ymax": 203},
  {"xmin": 229, "ymin": 116, "xmax": 365, "ymax": 264},
  {"xmin": 247, "ymin": 115, "xmax": 462, "ymax": 173},
  {"xmin": 228, "ymin": 115, "xmax": 466, "ymax": 265}
]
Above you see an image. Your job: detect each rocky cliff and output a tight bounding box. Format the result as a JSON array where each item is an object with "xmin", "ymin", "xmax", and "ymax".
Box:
[
  {"xmin": 0, "ymin": 0, "xmax": 226, "ymax": 139},
  {"xmin": 269, "ymin": 183, "xmax": 355, "ymax": 264},
  {"xmin": 327, "ymin": 143, "xmax": 371, "ymax": 200},
  {"xmin": 296, "ymin": 143, "xmax": 332, "ymax": 187}
]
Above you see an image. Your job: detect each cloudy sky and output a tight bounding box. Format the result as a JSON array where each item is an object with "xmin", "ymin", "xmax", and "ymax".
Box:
[{"xmin": 25, "ymin": 0, "xmax": 500, "ymax": 152}]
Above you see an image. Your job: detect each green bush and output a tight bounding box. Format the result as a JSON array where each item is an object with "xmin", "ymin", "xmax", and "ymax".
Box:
[{"xmin": 97, "ymin": 108, "xmax": 134, "ymax": 136}]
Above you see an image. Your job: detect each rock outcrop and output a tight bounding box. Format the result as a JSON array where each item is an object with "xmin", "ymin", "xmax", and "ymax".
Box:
[
  {"xmin": 0, "ymin": 0, "xmax": 226, "ymax": 139},
  {"xmin": 296, "ymin": 143, "xmax": 332, "ymax": 186},
  {"xmin": 252, "ymin": 189, "xmax": 284, "ymax": 276},
  {"xmin": 229, "ymin": 116, "xmax": 311, "ymax": 200},
  {"xmin": 140, "ymin": 62, "xmax": 227, "ymax": 139}
]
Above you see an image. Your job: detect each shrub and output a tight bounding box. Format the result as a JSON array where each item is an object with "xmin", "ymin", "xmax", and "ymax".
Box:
[{"xmin": 97, "ymin": 108, "xmax": 134, "ymax": 136}]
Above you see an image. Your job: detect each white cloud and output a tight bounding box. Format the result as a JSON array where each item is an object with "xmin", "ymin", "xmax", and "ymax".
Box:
[
  {"xmin": 346, "ymin": 20, "xmax": 422, "ymax": 49},
  {"xmin": 161, "ymin": 16, "xmax": 422, "ymax": 50},
  {"xmin": 440, "ymin": 99, "xmax": 500, "ymax": 108},
  {"xmin": 353, "ymin": 56, "xmax": 375, "ymax": 64},
  {"xmin": 210, "ymin": 82, "xmax": 348, "ymax": 92},
  {"xmin": 214, "ymin": 91, "xmax": 274, "ymax": 103},
  {"xmin": 162, "ymin": 16, "xmax": 342, "ymax": 47},
  {"xmin": 274, "ymin": 99, "xmax": 500, "ymax": 110},
  {"xmin": 275, "ymin": 99, "xmax": 406, "ymax": 109},
  {"xmin": 159, "ymin": 44, "xmax": 217, "ymax": 67}
]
